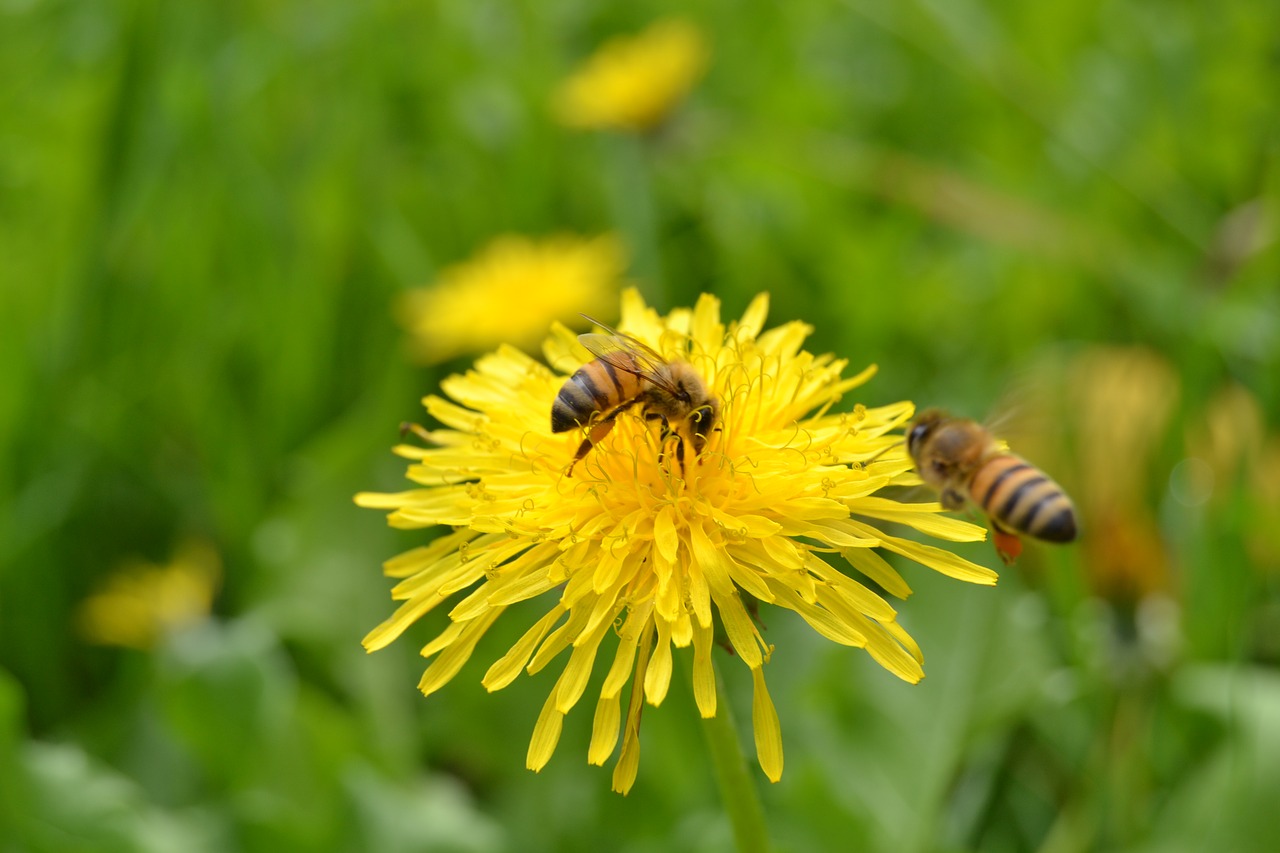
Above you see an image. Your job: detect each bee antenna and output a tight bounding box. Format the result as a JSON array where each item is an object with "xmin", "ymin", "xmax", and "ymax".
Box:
[{"xmin": 864, "ymin": 439, "xmax": 905, "ymax": 465}]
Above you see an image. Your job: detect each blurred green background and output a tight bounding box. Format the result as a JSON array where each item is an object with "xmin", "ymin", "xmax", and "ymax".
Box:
[{"xmin": 3, "ymin": 0, "xmax": 1278, "ymax": 850}]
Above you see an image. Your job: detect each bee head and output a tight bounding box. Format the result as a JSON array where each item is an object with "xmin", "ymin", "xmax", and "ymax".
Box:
[
  {"xmin": 907, "ymin": 408, "xmax": 948, "ymax": 463},
  {"xmin": 689, "ymin": 403, "xmax": 717, "ymax": 435}
]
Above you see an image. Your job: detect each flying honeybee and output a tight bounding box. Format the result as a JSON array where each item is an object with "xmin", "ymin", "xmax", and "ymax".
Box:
[
  {"xmin": 551, "ymin": 320, "xmax": 718, "ymax": 476},
  {"xmin": 907, "ymin": 408, "xmax": 1078, "ymax": 564}
]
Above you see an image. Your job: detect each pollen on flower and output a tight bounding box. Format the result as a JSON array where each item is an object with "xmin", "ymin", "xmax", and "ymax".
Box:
[
  {"xmin": 396, "ymin": 233, "xmax": 624, "ymax": 364},
  {"xmin": 356, "ymin": 288, "xmax": 994, "ymax": 793},
  {"xmin": 554, "ymin": 18, "xmax": 709, "ymax": 133}
]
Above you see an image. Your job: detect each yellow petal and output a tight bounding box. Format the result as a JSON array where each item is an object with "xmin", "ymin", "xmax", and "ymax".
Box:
[
  {"xmin": 804, "ymin": 552, "xmax": 897, "ymax": 622},
  {"xmin": 714, "ymin": 592, "xmax": 763, "ymax": 668},
  {"xmin": 601, "ymin": 604, "xmax": 653, "ymax": 698},
  {"xmin": 592, "ymin": 549, "xmax": 625, "ymax": 592},
  {"xmin": 644, "ymin": 617, "xmax": 674, "ymax": 706},
  {"xmin": 483, "ymin": 605, "xmax": 566, "ymax": 691},
  {"xmin": 687, "ymin": 522, "xmax": 733, "ymax": 594},
  {"xmin": 670, "ymin": 610, "xmax": 693, "ymax": 648},
  {"xmin": 485, "ymin": 567, "xmax": 559, "ymax": 607},
  {"xmin": 840, "ymin": 547, "xmax": 913, "ymax": 600},
  {"xmin": 380, "ymin": 528, "xmax": 483, "ymax": 578},
  {"xmin": 653, "ymin": 505, "xmax": 680, "ymax": 563},
  {"xmin": 588, "ymin": 691, "xmax": 622, "ymax": 766},
  {"xmin": 770, "ymin": 582, "xmax": 866, "ymax": 647},
  {"xmin": 362, "ymin": 593, "xmax": 448, "ymax": 652},
  {"xmin": 687, "ymin": 556, "xmax": 712, "ymax": 628},
  {"xmin": 691, "ymin": 619, "xmax": 717, "ymax": 718},
  {"xmin": 418, "ymin": 620, "xmax": 464, "ymax": 659},
  {"xmin": 884, "ymin": 618, "xmax": 924, "ymax": 665},
  {"xmin": 527, "ymin": 691, "xmax": 565, "ymax": 772},
  {"xmin": 864, "ymin": 526, "xmax": 999, "ymax": 585},
  {"xmin": 828, "ymin": 606, "xmax": 924, "ymax": 684},
  {"xmin": 751, "ymin": 666, "xmax": 784, "ymax": 783},
  {"xmin": 556, "ymin": 608, "xmax": 617, "ymax": 714},
  {"xmin": 851, "ymin": 497, "xmax": 987, "ymax": 542},
  {"xmin": 735, "ymin": 292, "xmax": 770, "ymax": 340},
  {"xmin": 690, "ymin": 292, "xmax": 724, "ymax": 354},
  {"xmin": 542, "ymin": 321, "xmax": 590, "ymax": 374},
  {"xmin": 527, "ymin": 602, "xmax": 594, "ymax": 675},
  {"xmin": 418, "ymin": 608, "xmax": 504, "ymax": 697},
  {"xmin": 612, "ymin": 623, "xmax": 654, "ymax": 795},
  {"xmin": 612, "ymin": 718, "xmax": 642, "ymax": 793},
  {"xmin": 721, "ymin": 546, "xmax": 777, "ymax": 603}
]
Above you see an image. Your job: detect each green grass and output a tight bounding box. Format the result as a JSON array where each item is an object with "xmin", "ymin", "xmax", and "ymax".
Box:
[{"xmin": 2, "ymin": 0, "xmax": 1278, "ymax": 850}]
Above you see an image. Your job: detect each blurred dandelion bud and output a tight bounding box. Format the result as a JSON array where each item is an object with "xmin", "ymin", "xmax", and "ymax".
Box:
[
  {"xmin": 1186, "ymin": 382, "xmax": 1266, "ymax": 501},
  {"xmin": 77, "ymin": 539, "xmax": 221, "ymax": 650},
  {"xmin": 397, "ymin": 234, "xmax": 624, "ymax": 365},
  {"xmin": 1186, "ymin": 382, "xmax": 1280, "ymax": 574},
  {"xmin": 1023, "ymin": 346, "xmax": 1178, "ymax": 607},
  {"xmin": 554, "ymin": 18, "xmax": 709, "ymax": 133},
  {"xmin": 1022, "ymin": 347, "xmax": 1183, "ymax": 676}
]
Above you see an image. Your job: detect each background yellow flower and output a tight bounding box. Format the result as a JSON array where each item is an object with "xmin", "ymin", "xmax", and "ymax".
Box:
[
  {"xmin": 554, "ymin": 18, "xmax": 709, "ymax": 132},
  {"xmin": 398, "ymin": 234, "xmax": 624, "ymax": 364},
  {"xmin": 77, "ymin": 540, "xmax": 221, "ymax": 650}
]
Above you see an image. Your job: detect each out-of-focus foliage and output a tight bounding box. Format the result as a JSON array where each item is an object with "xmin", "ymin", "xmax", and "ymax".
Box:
[{"xmin": 1, "ymin": 0, "xmax": 1276, "ymax": 851}]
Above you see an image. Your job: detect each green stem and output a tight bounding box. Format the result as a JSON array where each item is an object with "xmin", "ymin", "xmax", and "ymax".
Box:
[
  {"xmin": 701, "ymin": 662, "xmax": 771, "ymax": 853},
  {"xmin": 603, "ymin": 133, "xmax": 666, "ymax": 306}
]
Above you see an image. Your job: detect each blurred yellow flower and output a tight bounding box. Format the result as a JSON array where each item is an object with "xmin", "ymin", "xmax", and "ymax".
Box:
[
  {"xmin": 554, "ymin": 18, "xmax": 709, "ymax": 132},
  {"xmin": 358, "ymin": 289, "xmax": 992, "ymax": 793},
  {"xmin": 1187, "ymin": 382, "xmax": 1280, "ymax": 570},
  {"xmin": 1069, "ymin": 347, "xmax": 1180, "ymax": 604},
  {"xmin": 398, "ymin": 234, "xmax": 624, "ymax": 364},
  {"xmin": 77, "ymin": 540, "xmax": 220, "ymax": 650},
  {"xmin": 1018, "ymin": 346, "xmax": 1179, "ymax": 605},
  {"xmin": 1190, "ymin": 382, "xmax": 1265, "ymax": 496}
]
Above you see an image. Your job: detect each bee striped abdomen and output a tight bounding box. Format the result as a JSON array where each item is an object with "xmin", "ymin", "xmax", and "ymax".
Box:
[
  {"xmin": 969, "ymin": 454, "xmax": 1078, "ymax": 543},
  {"xmin": 551, "ymin": 353, "xmax": 642, "ymax": 433}
]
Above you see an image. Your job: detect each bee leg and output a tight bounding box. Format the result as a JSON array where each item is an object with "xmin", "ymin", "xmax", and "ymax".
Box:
[
  {"xmin": 646, "ymin": 413, "xmax": 678, "ymax": 469},
  {"xmin": 701, "ymin": 423, "xmax": 722, "ymax": 462},
  {"xmin": 940, "ymin": 487, "xmax": 966, "ymax": 511},
  {"xmin": 990, "ymin": 520, "xmax": 1023, "ymax": 565},
  {"xmin": 566, "ymin": 417, "xmax": 618, "ymax": 476},
  {"xmin": 657, "ymin": 417, "xmax": 690, "ymax": 476}
]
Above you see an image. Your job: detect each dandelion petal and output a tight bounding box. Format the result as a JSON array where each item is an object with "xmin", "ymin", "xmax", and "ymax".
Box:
[{"xmin": 751, "ymin": 666, "xmax": 784, "ymax": 783}]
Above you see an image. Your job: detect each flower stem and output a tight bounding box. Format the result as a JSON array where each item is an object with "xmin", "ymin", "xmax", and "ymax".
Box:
[
  {"xmin": 603, "ymin": 134, "xmax": 666, "ymax": 306},
  {"xmin": 702, "ymin": 662, "xmax": 771, "ymax": 853}
]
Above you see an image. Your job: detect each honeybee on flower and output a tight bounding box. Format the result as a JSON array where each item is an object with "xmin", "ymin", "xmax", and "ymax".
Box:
[{"xmin": 551, "ymin": 317, "xmax": 720, "ymax": 475}]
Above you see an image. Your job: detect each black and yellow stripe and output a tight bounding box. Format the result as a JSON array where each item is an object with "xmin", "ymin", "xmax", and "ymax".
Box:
[
  {"xmin": 550, "ymin": 353, "xmax": 642, "ymax": 433},
  {"xmin": 969, "ymin": 454, "xmax": 1078, "ymax": 543}
]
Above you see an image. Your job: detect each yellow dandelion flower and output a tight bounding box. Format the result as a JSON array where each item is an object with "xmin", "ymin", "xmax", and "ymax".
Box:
[
  {"xmin": 78, "ymin": 540, "xmax": 220, "ymax": 650},
  {"xmin": 554, "ymin": 18, "xmax": 709, "ymax": 133},
  {"xmin": 398, "ymin": 234, "xmax": 624, "ymax": 364},
  {"xmin": 357, "ymin": 289, "xmax": 993, "ymax": 793}
]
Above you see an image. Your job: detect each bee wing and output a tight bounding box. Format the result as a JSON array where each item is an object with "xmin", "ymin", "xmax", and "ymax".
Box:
[
  {"xmin": 577, "ymin": 333, "xmax": 665, "ymax": 370},
  {"xmin": 579, "ymin": 315, "xmax": 666, "ymax": 362},
  {"xmin": 578, "ymin": 314, "xmax": 691, "ymax": 396}
]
